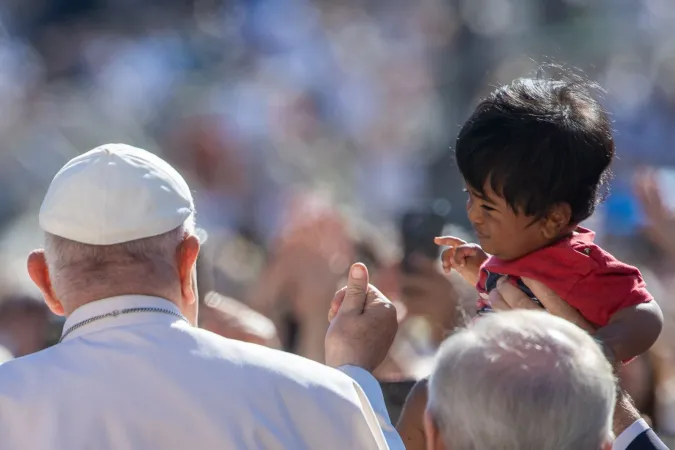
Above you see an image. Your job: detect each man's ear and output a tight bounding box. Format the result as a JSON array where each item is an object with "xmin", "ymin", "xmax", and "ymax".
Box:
[
  {"xmin": 424, "ymin": 410, "xmax": 447, "ymax": 450},
  {"xmin": 177, "ymin": 234, "xmax": 200, "ymax": 306},
  {"xmin": 27, "ymin": 250, "xmax": 64, "ymax": 316},
  {"xmin": 541, "ymin": 203, "xmax": 572, "ymax": 240}
]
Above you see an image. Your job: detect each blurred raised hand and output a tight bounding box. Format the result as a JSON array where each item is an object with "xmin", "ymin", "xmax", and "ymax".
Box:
[
  {"xmin": 247, "ymin": 193, "xmax": 355, "ymax": 361},
  {"xmin": 634, "ymin": 168, "xmax": 675, "ymax": 259},
  {"xmin": 200, "ymin": 292, "xmax": 281, "ymax": 348},
  {"xmin": 397, "ymin": 255, "xmax": 464, "ymax": 345}
]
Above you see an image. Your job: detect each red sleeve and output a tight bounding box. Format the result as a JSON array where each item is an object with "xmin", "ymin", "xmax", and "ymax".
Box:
[
  {"xmin": 480, "ymin": 244, "xmax": 652, "ymax": 327},
  {"xmin": 563, "ymin": 254, "xmax": 652, "ymax": 327}
]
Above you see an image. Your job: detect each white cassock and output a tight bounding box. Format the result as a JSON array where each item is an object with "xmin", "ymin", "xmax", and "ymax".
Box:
[{"xmin": 0, "ymin": 295, "xmax": 405, "ymax": 450}]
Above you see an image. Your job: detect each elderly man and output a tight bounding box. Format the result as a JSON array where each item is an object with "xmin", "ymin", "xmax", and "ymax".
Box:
[
  {"xmin": 397, "ymin": 278, "xmax": 669, "ymax": 450},
  {"xmin": 0, "ymin": 144, "xmax": 404, "ymax": 450},
  {"xmin": 424, "ymin": 309, "xmax": 617, "ymax": 450},
  {"xmin": 485, "ymin": 279, "xmax": 670, "ymax": 450}
]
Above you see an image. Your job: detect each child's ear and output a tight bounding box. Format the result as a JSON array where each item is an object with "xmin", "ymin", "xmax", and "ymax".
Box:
[{"xmin": 541, "ymin": 203, "xmax": 572, "ymax": 239}]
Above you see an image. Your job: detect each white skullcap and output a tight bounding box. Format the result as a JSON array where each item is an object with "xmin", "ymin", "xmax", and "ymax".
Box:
[{"xmin": 39, "ymin": 143, "xmax": 194, "ymax": 245}]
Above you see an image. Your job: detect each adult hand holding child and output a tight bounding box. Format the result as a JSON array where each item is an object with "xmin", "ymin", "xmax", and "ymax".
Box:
[{"xmin": 488, "ymin": 275, "xmax": 597, "ymax": 334}]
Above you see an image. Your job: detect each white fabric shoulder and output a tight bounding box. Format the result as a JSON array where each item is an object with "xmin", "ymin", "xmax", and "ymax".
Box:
[{"xmin": 0, "ymin": 326, "xmax": 392, "ymax": 450}]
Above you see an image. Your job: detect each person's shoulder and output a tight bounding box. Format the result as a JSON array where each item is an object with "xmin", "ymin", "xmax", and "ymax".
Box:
[
  {"xmin": 184, "ymin": 328, "xmax": 369, "ymax": 410},
  {"xmin": 563, "ymin": 227, "xmax": 633, "ymax": 270},
  {"xmin": 564, "ymin": 239, "xmax": 653, "ymax": 324},
  {"xmin": 185, "ymin": 326, "xmax": 339, "ymax": 376},
  {"xmin": 576, "ymin": 240, "xmax": 644, "ymax": 279},
  {"xmin": 527, "ymin": 228, "xmax": 631, "ymax": 277},
  {"xmin": 483, "ymin": 236, "xmax": 593, "ymax": 282},
  {"xmin": 185, "ymin": 327, "xmax": 358, "ymax": 390},
  {"xmin": 0, "ymin": 345, "xmax": 64, "ymax": 401}
]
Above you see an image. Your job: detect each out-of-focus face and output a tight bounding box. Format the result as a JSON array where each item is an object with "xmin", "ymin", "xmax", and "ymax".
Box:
[
  {"xmin": 464, "ymin": 183, "xmax": 550, "ymax": 261},
  {"xmin": 0, "ymin": 303, "xmax": 50, "ymax": 357}
]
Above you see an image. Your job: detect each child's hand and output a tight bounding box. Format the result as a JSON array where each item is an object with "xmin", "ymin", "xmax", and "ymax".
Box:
[{"xmin": 434, "ymin": 236, "xmax": 488, "ymax": 286}]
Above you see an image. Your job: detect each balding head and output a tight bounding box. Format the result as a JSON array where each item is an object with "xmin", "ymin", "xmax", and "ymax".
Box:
[{"xmin": 426, "ymin": 310, "xmax": 616, "ymax": 450}]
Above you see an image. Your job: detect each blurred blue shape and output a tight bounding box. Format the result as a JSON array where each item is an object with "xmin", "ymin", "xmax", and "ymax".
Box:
[{"xmin": 602, "ymin": 181, "xmax": 643, "ymax": 236}]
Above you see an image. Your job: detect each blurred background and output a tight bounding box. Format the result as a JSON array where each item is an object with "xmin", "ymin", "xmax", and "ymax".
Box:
[{"xmin": 1, "ymin": 0, "xmax": 675, "ymax": 439}]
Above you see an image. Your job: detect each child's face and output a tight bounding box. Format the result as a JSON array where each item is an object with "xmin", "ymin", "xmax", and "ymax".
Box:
[{"xmin": 464, "ymin": 183, "xmax": 559, "ymax": 261}]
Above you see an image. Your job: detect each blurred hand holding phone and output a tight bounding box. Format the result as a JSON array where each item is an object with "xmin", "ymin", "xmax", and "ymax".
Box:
[
  {"xmin": 397, "ymin": 207, "xmax": 466, "ymax": 349},
  {"xmin": 400, "ymin": 209, "xmax": 448, "ymax": 273}
]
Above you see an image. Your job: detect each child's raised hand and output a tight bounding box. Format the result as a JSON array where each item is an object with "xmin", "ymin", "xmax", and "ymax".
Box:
[{"xmin": 434, "ymin": 236, "xmax": 488, "ymax": 286}]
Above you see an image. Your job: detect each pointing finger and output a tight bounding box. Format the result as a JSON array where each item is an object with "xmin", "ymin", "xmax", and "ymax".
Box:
[{"xmin": 434, "ymin": 236, "xmax": 467, "ymax": 247}]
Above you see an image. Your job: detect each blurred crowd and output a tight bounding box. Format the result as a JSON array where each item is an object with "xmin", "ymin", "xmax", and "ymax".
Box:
[{"xmin": 2, "ymin": 0, "xmax": 675, "ymax": 442}]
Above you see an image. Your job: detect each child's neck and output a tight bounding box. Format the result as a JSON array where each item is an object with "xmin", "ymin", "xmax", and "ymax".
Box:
[
  {"xmin": 503, "ymin": 225, "xmax": 579, "ymax": 262},
  {"xmin": 549, "ymin": 225, "xmax": 578, "ymax": 246},
  {"xmin": 536, "ymin": 224, "xmax": 577, "ymax": 252}
]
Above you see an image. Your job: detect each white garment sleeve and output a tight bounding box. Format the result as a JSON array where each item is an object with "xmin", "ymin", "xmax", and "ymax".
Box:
[
  {"xmin": 339, "ymin": 365, "xmax": 405, "ymax": 450},
  {"xmin": 612, "ymin": 419, "xmax": 651, "ymax": 450}
]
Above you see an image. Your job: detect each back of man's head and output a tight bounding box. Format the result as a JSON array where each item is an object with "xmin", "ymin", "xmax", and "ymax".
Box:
[
  {"xmin": 31, "ymin": 144, "xmax": 201, "ymax": 319},
  {"xmin": 427, "ymin": 310, "xmax": 616, "ymax": 450}
]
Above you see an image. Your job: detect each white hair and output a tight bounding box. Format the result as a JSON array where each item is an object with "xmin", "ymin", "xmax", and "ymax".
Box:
[
  {"xmin": 44, "ymin": 217, "xmax": 196, "ymax": 299},
  {"xmin": 0, "ymin": 345, "xmax": 13, "ymax": 364},
  {"xmin": 428, "ymin": 310, "xmax": 616, "ymax": 450}
]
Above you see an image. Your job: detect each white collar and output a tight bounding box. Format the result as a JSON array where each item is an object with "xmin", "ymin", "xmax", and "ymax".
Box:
[
  {"xmin": 613, "ymin": 419, "xmax": 650, "ymax": 450},
  {"xmin": 60, "ymin": 295, "xmax": 187, "ymax": 343}
]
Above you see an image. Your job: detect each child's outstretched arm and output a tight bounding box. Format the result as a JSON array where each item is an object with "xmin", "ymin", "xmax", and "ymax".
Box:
[{"xmin": 594, "ymin": 301, "xmax": 663, "ymax": 363}]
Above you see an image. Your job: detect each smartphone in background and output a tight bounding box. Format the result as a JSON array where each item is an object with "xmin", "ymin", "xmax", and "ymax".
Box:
[{"xmin": 400, "ymin": 210, "xmax": 447, "ymax": 273}]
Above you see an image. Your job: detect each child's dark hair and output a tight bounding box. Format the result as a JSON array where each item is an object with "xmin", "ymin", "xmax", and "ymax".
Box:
[{"xmin": 455, "ymin": 69, "xmax": 614, "ymax": 224}]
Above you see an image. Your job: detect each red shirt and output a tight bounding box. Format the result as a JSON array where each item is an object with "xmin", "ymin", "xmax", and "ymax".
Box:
[{"xmin": 476, "ymin": 227, "xmax": 652, "ymax": 327}]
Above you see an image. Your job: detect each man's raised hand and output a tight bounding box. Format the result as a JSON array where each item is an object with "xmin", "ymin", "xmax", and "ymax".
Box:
[{"xmin": 325, "ymin": 263, "xmax": 398, "ymax": 372}]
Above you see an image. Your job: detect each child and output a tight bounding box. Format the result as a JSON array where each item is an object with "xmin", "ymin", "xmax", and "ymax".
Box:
[{"xmin": 436, "ymin": 72, "xmax": 663, "ymax": 364}]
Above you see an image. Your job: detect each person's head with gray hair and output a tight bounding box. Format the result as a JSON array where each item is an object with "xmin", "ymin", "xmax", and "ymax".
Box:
[
  {"xmin": 27, "ymin": 144, "xmax": 201, "ymax": 324},
  {"xmin": 425, "ymin": 310, "xmax": 616, "ymax": 450}
]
